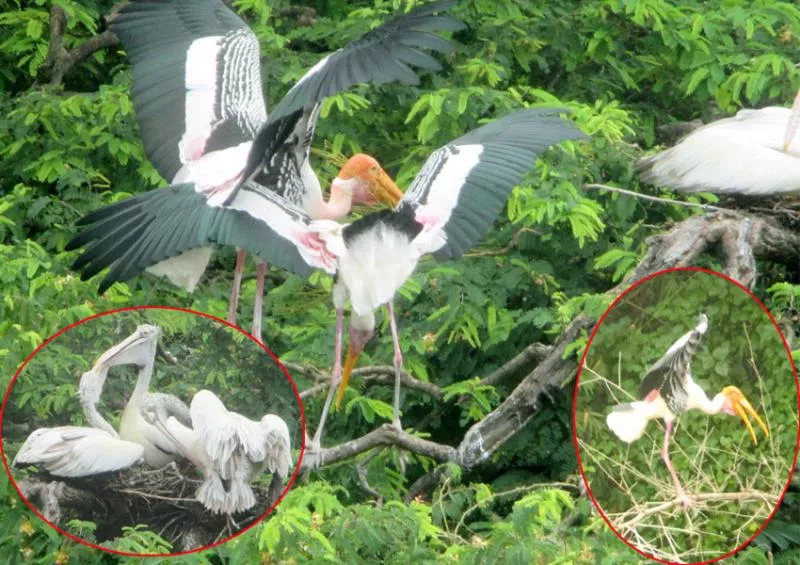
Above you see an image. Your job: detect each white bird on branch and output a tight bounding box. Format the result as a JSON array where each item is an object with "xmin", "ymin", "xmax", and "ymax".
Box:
[
  {"xmin": 141, "ymin": 389, "xmax": 292, "ymax": 514},
  {"xmin": 83, "ymin": 0, "xmax": 461, "ymax": 340},
  {"xmin": 637, "ymin": 104, "xmax": 800, "ymax": 196},
  {"xmin": 606, "ymin": 313, "xmax": 769, "ymax": 506},
  {"xmin": 68, "ymin": 107, "xmax": 586, "ymax": 460}
]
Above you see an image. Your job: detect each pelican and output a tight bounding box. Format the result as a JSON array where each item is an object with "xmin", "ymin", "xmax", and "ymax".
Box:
[
  {"xmin": 606, "ymin": 313, "xmax": 770, "ymax": 506},
  {"xmin": 141, "ymin": 390, "xmax": 292, "ymax": 514},
  {"xmin": 637, "ymin": 106, "xmax": 800, "ymax": 195},
  {"xmin": 83, "ymin": 324, "xmax": 191, "ymax": 467},
  {"xmin": 97, "ymin": 0, "xmax": 460, "ymax": 340},
  {"xmin": 68, "ymin": 107, "xmax": 586, "ymax": 454},
  {"xmin": 12, "ymin": 367, "xmax": 145, "ymax": 477}
]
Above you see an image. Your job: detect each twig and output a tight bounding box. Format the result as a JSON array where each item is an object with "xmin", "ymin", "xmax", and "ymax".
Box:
[
  {"xmin": 617, "ymin": 491, "xmax": 779, "ymax": 529},
  {"xmin": 584, "ymin": 183, "xmax": 727, "ymax": 213}
]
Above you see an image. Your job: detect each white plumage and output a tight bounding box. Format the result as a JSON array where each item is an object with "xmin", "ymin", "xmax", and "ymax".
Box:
[
  {"xmin": 638, "ymin": 107, "xmax": 800, "ymax": 195},
  {"xmin": 143, "ymin": 389, "xmax": 292, "ymax": 514},
  {"xmin": 13, "ymin": 427, "xmax": 144, "ymax": 478}
]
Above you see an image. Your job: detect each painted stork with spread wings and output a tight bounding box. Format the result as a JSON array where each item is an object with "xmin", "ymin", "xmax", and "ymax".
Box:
[
  {"xmin": 141, "ymin": 389, "xmax": 292, "ymax": 514},
  {"xmin": 606, "ymin": 313, "xmax": 769, "ymax": 506},
  {"xmin": 68, "ymin": 107, "xmax": 586, "ymax": 454},
  {"xmin": 12, "ymin": 324, "xmax": 188, "ymax": 476},
  {"xmin": 636, "ymin": 105, "xmax": 800, "ymax": 195},
  {"xmin": 103, "ymin": 0, "xmax": 460, "ymax": 340}
]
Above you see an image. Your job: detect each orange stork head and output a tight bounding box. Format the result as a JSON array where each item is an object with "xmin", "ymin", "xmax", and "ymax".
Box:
[{"xmin": 336, "ymin": 154, "xmax": 403, "ymax": 207}]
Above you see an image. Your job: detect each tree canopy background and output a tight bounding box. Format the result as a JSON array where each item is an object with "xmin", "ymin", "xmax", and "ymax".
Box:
[{"xmin": 1, "ymin": 0, "xmax": 799, "ymax": 563}]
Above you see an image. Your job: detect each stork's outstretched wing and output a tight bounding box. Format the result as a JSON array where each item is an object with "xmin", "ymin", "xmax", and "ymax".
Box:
[
  {"xmin": 239, "ymin": 0, "xmax": 464, "ymax": 188},
  {"xmin": 67, "ymin": 179, "xmax": 336, "ymax": 292},
  {"xmin": 67, "ymin": 113, "xmax": 337, "ymax": 292},
  {"xmin": 638, "ymin": 313, "xmax": 708, "ymax": 402},
  {"xmin": 637, "ymin": 107, "xmax": 800, "ymax": 195},
  {"xmin": 399, "ymin": 108, "xmax": 587, "ymax": 259},
  {"xmin": 112, "ymin": 0, "xmax": 267, "ymax": 182}
]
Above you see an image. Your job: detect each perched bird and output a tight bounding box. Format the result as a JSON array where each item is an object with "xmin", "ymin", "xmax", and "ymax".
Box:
[
  {"xmin": 100, "ymin": 0, "xmax": 460, "ymax": 340},
  {"xmin": 606, "ymin": 313, "xmax": 770, "ymax": 506},
  {"xmin": 637, "ymin": 107, "xmax": 800, "ymax": 196},
  {"xmin": 68, "ymin": 107, "xmax": 586, "ymax": 456},
  {"xmin": 141, "ymin": 389, "xmax": 292, "ymax": 514}
]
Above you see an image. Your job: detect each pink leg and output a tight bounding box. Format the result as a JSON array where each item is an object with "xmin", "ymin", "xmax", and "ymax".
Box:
[
  {"xmin": 228, "ymin": 249, "xmax": 246, "ymax": 324},
  {"xmin": 252, "ymin": 261, "xmax": 267, "ymax": 342},
  {"xmin": 387, "ymin": 302, "xmax": 403, "ymax": 430},
  {"xmin": 310, "ymin": 308, "xmax": 344, "ymax": 458},
  {"xmin": 661, "ymin": 421, "xmax": 690, "ymax": 505}
]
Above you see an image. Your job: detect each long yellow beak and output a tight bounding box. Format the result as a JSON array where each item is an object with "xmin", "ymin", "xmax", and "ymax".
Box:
[
  {"xmin": 335, "ymin": 343, "xmax": 361, "ymax": 409},
  {"xmin": 723, "ymin": 386, "xmax": 770, "ymax": 445},
  {"xmin": 373, "ymin": 169, "xmax": 404, "ymax": 207}
]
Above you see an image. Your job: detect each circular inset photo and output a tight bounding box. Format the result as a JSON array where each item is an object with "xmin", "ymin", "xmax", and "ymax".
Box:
[
  {"xmin": 0, "ymin": 306, "xmax": 303, "ymax": 556},
  {"xmin": 573, "ymin": 268, "xmax": 799, "ymax": 564}
]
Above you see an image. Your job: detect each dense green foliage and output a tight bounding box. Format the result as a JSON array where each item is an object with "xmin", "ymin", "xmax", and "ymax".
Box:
[
  {"xmin": 577, "ymin": 270, "xmax": 797, "ymax": 562},
  {"xmin": 1, "ymin": 0, "xmax": 799, "ymax": 562}
]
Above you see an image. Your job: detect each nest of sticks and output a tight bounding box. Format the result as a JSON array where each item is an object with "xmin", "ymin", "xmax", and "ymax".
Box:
[{"xmin": 16, "ymin": 461, "xmax": 273, "ymax": 552}]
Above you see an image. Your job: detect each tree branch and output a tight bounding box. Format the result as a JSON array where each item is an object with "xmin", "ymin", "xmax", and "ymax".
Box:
[
  {"xmin": 309, "ymin": 210, "xmax": 800, "ymax": 495},
  {"xmin": 37, "ymin": 5, "xmax": 121, "ymax": 86}
]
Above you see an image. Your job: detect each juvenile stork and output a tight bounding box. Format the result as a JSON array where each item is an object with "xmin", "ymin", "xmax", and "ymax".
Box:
[
  {"xmin": 68, "ymin": 107, "xmax": 586, "ymax": 455},
  {"xmin": 606, "ymin": 313, "xmax": 770, "ymax": 506},
  {"xmin": 96, "ymin": 0, "xmax": 460, "ymax": 340},
  {"xmin": 637, "ymin": 106, "xmax": 800, "ymax": 195},
  {"xmin": 141, "ymin": 389, "xmax": 292, "ymax": 514}
]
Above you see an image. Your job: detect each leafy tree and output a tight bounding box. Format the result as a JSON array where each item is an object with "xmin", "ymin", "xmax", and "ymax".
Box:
[{"xmin": 1, "ymin": 0, "xmax": 799, "ymax": 562}]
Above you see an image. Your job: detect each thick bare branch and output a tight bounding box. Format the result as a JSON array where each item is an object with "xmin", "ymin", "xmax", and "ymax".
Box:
[{"xmin": 300, "ymin": 425, "xmax": 457, "ymax": 470}]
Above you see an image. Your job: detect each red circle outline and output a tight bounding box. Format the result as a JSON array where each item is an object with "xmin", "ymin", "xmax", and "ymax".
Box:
[
  {"xmin": 572, "ymin": 266, "xmax": 800, "ymax": 565},
  {"xmin": 0, "ymin": 305, "xmax": 307, "ymax": 558}
]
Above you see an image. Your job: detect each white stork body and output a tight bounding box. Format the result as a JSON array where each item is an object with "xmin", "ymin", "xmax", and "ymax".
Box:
[
  {"xmin": 605, "ymin": 314, "xmax": 769, "ymax": 504},
  {"xmin": 70, "ymin": 107, "xmax": 586, "ymax": 455},
  {"xmin": 93, "ymin": 0, "xmax": 459, "ymax": 340},
  {"xmin": 637, "ymin": 107, "xmax": 800, "ymax": 195},
  {"xmin": 142, "ymin": 389, "xmax": 292, "ymax": 514}
]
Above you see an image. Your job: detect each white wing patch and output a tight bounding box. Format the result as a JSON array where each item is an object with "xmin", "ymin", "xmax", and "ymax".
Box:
[
  {"xmin": 408, "ymin": 144, "xmax": 482, "ymax": 254},
  {"xmin": 227, "ymin": 185, "xmax": 338, "ymax": 273},
  {"xmin": 182, "ymin": 36, "xmax": 224, "ymax": 162}
]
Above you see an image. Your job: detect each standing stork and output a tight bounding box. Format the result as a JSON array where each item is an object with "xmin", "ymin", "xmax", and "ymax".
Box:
[
  {"xmin": 636, "ymin": 106, "xmax": 800, "ymax": 195},
  {"xmin": 140, "ymin": 389, "xmax": 292, "ymax": 514},
  {"xmin": 606, "ymin": 313, "xmax": 770, "ymax": 506},
  {"xmin": 99, "ymin": 0, "xmax": 460, "ymax": 340},
  {"xmin": 68, "ymin": 107, "xmax": 586, "ymax": 455}
]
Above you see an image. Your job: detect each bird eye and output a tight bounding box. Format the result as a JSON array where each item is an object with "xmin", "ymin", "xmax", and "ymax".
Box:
[{"xmin": 369, "ymin": 166, "xmax": 378, "ymax": 174}]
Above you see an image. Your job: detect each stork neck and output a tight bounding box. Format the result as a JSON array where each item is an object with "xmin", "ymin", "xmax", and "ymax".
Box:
[
  {"xmin": 313, "ymin": 182, "xmax": 353, "ymax": 220},
  {"xmin": 696, "ymin": 391, "xmax": 727, "ymax": 415}
]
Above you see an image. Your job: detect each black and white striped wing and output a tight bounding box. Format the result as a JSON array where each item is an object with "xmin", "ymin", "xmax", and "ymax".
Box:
[
  {"xmin": 67, "ymin": 180, "xmax": 336, "ymax": 294},
  {"xmin": 113, "ymin": 0, "xmax": 267, "ymax": 182},
  {"xmin": 400, "ymin": 108, "xmax": 587, "ymax": 260},
  {"xmin": 638, "ymin": 313, "xmax": 708, "ymax": 413},
  {"xmin": 238, "ymin": 0, "xmax": 463, "ymax": 186}
]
